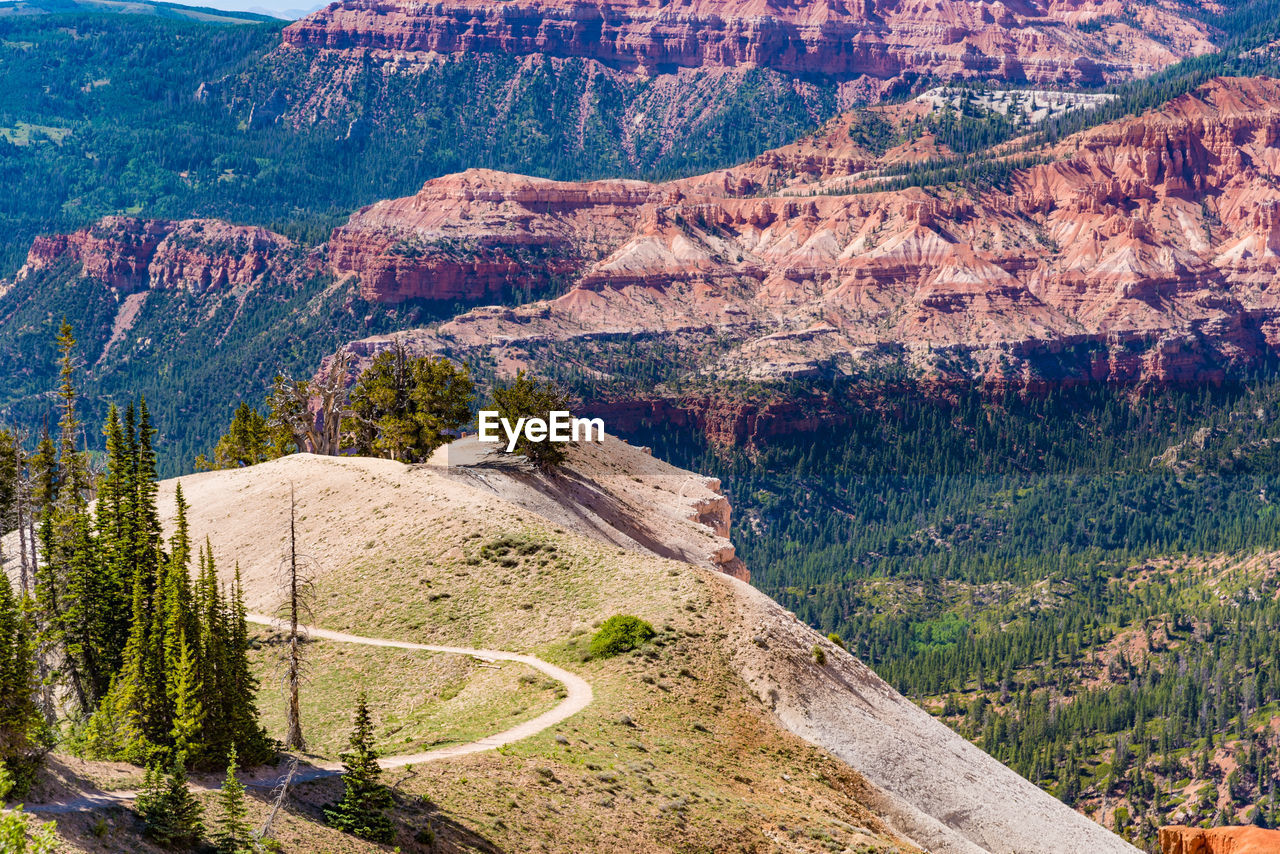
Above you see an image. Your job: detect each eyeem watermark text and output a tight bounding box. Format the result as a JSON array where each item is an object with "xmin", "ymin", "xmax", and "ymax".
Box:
[{"xmin": 477, "ymin": 411, "xmax": 606, "ymax": 452}]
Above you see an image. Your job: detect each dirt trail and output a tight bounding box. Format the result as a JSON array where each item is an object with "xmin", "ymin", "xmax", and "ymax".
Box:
[{"xmin": 22, "ymin": 616, "xmax": 592, "ymax": 814}]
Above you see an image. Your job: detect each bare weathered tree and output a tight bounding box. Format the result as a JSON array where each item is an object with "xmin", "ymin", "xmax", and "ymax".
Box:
[
  {"xmin": 15, "ymin": 436, "xmax": 31, "ymax": 597},
  {"xmin": 268, "ymin": 349, "xmax": 351, "ymax": 456},
  {"xmin": 279, "ymin": 485, "xmax": 315, "ymax": 751},
  {"xmin": 255, "ymin": 753, "xmax": 299, "ymax": 851}
]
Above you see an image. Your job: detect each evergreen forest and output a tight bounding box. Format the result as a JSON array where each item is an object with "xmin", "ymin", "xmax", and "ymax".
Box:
[{"xmin": 630, "ymin": 373, "xmax": 1280, "ymax": 849}]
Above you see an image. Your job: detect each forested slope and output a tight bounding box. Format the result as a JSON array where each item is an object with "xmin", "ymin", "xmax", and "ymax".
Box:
[{"xmin": 634, "ymin": 377, "xmax": 1280, "ymax": 850}]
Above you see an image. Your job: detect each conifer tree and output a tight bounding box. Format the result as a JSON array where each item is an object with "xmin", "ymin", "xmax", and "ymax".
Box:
[
  {"xmin": 161, "ymin": 485, "xmax": 200, "ymax": 729},
  {"xmin": 136, "ymin": 758, "xmax": 204, "ymax": 849},
  {"xmin": 31, "ymin": 323, "xmax": 97, "ymax": 714},
  {"xmin": 344, "ymin": 343, "xmax": 473, "ymax": 462},
  {"xmin": 0, "ymin": 574, "xmax": 44, "ymax": 788},
  {"xmin": 84, "ymin": 479, "xmax": 266, "ymax": 769},
  {"xmin": 200, "ymin": 403, "xmax": 276, "ymax": 471},
  {"xmin": 195, "ymin": 543, "xmax": 227, "ymax": 759},
  {"xmin": 490, "ymin": 370, "xmax": 573, "ymax": 469},
  {"xmin": 168, "ymin": 630, "xmax": 205, "ymax": 766},
  {"xmin": 22, "ymin": 325, "xmax": 271, "ymax": 776},
  {"xmin": 125, "ymin": 400, "xmax": 163, "ymax": 598},
  {"xmin": 324, "ymin": 691, "xmax": 394, "ymax": 843},
  {"xmin": 215, "ymin": 746, "xmax": 251, "ymax": 854},
  {"xmin": 225, "ymin": 565, "xmax": 270, "ymax": 765},
  {"xmin": 93, "ymin": 405, "xmax": 135, "ymax": 676},
  {"xmin": 54, "ymin": 321, "xmax": 87, "ymax": 498}
]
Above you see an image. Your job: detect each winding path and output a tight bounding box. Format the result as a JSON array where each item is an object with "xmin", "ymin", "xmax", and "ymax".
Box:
[{"xmin": 23, "ymin": 616, "xmax": 592, "ymax": 814}]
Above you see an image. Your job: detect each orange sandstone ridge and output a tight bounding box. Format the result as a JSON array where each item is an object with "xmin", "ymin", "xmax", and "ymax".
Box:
[
  {"xmin": 329, "ymin": 77, "xmax": 1280, "ymax": 395},
  {"xmin": 1160, "ymin": 825, "xmax": 1280, "ymax": 854},
  {"xmin": 282, "ymin": 0, "xmax": 1214, "ymax": 87}
]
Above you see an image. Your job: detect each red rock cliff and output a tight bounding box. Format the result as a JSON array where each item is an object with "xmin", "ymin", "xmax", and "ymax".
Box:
[
  {"xmin": 283, "ymin": 0, "xmax": 1213, "ymax": 86},
  {"xmin": 334, "ymin": 77, "xmax": 1280, "ymax": 401},
  {"xmin": 1160, "ymin": 825, "xmax": 1280, "ymax": 854},
  {"xmin": 328, "ymin": 169, "xmax": 667, "ymax": 302},
  {"xmin": 21, "ymin": 217, "xmax": 294, "ymax": 293}
]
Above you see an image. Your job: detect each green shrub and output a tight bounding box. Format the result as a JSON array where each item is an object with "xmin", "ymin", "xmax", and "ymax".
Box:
[
  {"xmin": 812, "ymin": 645, "xmax": 826, "ymax": 665},
  {"xmin": 589, "ymin": 616, "xmax": 656, "ymax": 659}
]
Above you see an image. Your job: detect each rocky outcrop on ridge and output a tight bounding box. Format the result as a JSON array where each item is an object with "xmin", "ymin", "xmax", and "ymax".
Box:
[
  {"xmin": 282, "ymin": 0, "xmax": 1213, "ymax": 86},
  {"xmin": 21, "ymin": 217, "xmax": 295, "ymax": 293},
  {"xmin": 327, "ymin": 170, "xmax": 667, "ymax": 302}
]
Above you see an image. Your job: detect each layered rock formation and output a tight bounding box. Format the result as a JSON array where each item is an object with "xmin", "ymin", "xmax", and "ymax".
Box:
[
  {"xmin": 21, "ymin": 217, "xmax": 295, "ymax": 293},
  {"xmin": 1160, "ymin": 825, "xmax": 1280, "ymax": 854},
  {"xmin": 26, "ymin": 77, "xmax": 1280, "ymax": 443},
  {"xmin": 331, "ymin": 77, "xmax": 1280, "ymax": 426},
  {"xmin": 328, "ymin": 170, "xmax": 667, "ymax": 302},
  {"xmin": 283, "ymin": 0, "xmax": 1213, "ymax": 86}
]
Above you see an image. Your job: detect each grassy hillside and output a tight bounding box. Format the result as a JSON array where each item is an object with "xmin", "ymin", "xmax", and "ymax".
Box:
[{"xmin": 31, "ymin": 448, "xmax": 923, "ymax": 854}]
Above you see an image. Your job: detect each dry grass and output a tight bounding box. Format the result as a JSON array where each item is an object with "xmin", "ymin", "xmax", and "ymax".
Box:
[{"xmin": 249, "ymin": 634, "xmax": 562, "ymax": 759}]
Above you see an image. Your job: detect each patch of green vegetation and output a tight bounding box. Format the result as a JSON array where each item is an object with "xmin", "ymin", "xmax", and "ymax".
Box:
[
  {"xmin": 0, "ymin": 122, "xmax": 71, "ymax": 145},
  {"xmin": 588, "ymin": 616, "xmax": 656, "ymax": 659},
  {"xmin": 248, "ymin": 638, "xmax": 561, "ymax": 759}
]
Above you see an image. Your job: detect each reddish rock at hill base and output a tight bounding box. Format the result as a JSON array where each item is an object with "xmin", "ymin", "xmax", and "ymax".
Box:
[
  {"xmin": 283, "ymin": 0, "xmax": 1214, "ymax": 87},
  {"xmin": 1160, "ymin": 825, "xmax": 1280, "ymax": 854}
]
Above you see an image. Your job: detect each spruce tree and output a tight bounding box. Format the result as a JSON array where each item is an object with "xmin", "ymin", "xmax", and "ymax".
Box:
[
  {"xmin": 0, "ymin": 574, "xmax": 44, "ymax": 790},
  {"xmin": 215, "ymin": 746, "xmax": 251, "ymax": 854},
  {"xmin": 223, "ymin": 564, "xmax": 270, "ymax": 765},
  {"xmin": 29, "ymin": 322, "xmax": 106, "ymax": 713},
  {"xmin": 324, "ymin": 691, "xmax": 394, "ymax": 843},
  {"xmin": 168, "ymin": 630, "xmax": 205, "ymax": 766},
  {"xmin": 136, "ymin": 758, "xmax": 204, "ymax": 848},
  {"xmin": 195, "ymin": 543, "xmax": 228, "ymax": 760},
  {"xmin": 94, "ymin": 405, "xmax": 135, "ymax": 677},
  {"xmin": 161, "ymin": 485, "xmax": 200, "ymax": 738}
]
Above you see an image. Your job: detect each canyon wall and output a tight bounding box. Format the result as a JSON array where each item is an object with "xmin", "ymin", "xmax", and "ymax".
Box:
[
  {"xmin": 282, "ymin": 0, "xmax": 1213, "ymax": 85},
  {"xmin": 1160, "ymin": 825, "xmax": 1280, "ymax": 854},
  {"xmin": 21, "ymin": 217, "xmax": 295, "ymax": 293},
  {"xmin": 329, "ymin": 78, "xmax": 1280, "ymax": 412}
]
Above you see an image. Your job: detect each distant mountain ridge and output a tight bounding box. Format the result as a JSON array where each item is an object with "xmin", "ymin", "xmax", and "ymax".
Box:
[
  {"xmin": 282, "ymin": 0, "xmax": 1215, "ymax": 88},
  {"xmin": 0, "ymin": 0, "xmax": 279, "ymax": 23},
  {"xmin": 18, "ymin": 76, "xmax": 1280, "ymax": 456}
]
